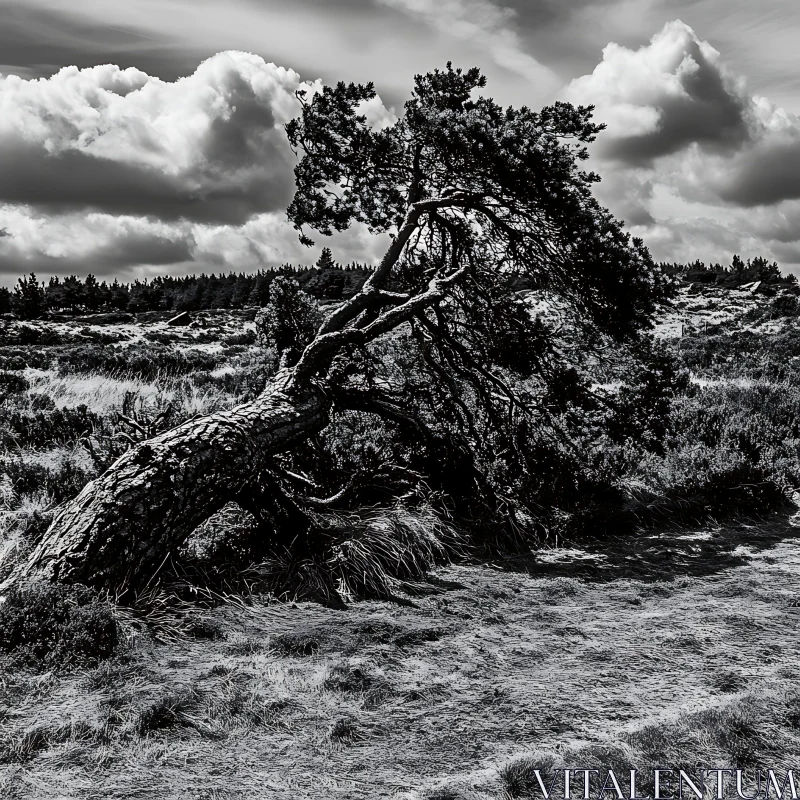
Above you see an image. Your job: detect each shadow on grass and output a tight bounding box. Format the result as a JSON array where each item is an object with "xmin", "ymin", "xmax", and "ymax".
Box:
[{"xmin": 489, "ymin": 513, "xmax": 799, "ymax": 584}]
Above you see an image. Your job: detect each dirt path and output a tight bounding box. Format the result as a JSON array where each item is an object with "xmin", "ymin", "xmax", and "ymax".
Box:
[{"xmin": 2, "ymin": 517, "xmax": 800, "ymax": 799}]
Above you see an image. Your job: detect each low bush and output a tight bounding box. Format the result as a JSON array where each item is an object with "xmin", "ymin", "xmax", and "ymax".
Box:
[
  {"xmin": 0, "ymin": 354, "xmax": 26, "ymax": 370},
  {"xmin": 143, "ymin": 330, "xmax": 185, "ymax": 345},
  {"xmin": 0, "ymin": 583, "xmax": 119, "ymax": 667},
  {"xmin": 1, "ymin": 457, "xmax": 94, "ymax": 505},
  {"xmin": 0, "ymin": 346, "xmax": 52, "ymax": 370},
  {"xmin": 0, "ymin": 371, "xmax": 29, "ymax": 399},
  {"xmin": 56, "ymin": 343, "xmax": 223, "ymax": 380},
  {"xmin": 28, "ymin": 392, "xmax": 56, "ymax": 411},
  {"xmin": 771, "ymin": 294, "xmax": 799, "ymax": 317},
  {"xmin": 222, "ymin": 330, "xmax": 257, "ymax": 346},
  {"xmin": 0, "ymin": 324, "xmax": 70, "ymax": 346},
  {"xmin": 0, "ymin": 405, "xmax": 103, "ymax": 449},
  {"xmin": 190, "ymin": 367, "xmax": 266, "ymax": 400},
  {"xmin": 76, "ymin": 327, "xmax": 126, "ymax": 344}
]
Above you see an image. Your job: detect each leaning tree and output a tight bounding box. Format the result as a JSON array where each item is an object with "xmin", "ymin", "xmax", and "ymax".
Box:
[{"xmin": 9, "ymin": 64, "xmax": 668, "ymax": 596}]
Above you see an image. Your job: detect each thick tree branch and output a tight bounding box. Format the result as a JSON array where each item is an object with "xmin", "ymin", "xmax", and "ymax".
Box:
[{"xmin": 289, "ymin": 253, "xmax": 471, "ymax": 386}]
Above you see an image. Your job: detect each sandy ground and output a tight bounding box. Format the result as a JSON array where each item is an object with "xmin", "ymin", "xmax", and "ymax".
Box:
[{"xmin": 1, "ymin": 516, "xmax": 799, "ymax": 799}]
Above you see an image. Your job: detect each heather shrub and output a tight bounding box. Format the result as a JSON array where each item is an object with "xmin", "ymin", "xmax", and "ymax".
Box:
[
  {"xmin": 57, "ymin": 343, "xmax": 223, "ymax": 380},
  {"xmin": 28, "ymin": 392, "xmax": 56, "ymax": 412},
  {"xmin": 0, "ymin": 324, "xmax": 69, "ymax": 346},
  {"xmin": 0, "ymin": 405, "xmax": 103, "ymax": 449},
  {"xmin": 0, "ymin": 457, "xmax": 94, "ymax": 505},
  {"xmin": 143, "ymin": 330, "xmax": 184, "ymax": 345},
  {"xmin": 254, "ymin": 277, "xmax": 322, "ymax": 366},
  {"xmin": 0, "ymin": 354, "xmax": 26, "ymax": 370},
  {"xmin": 76, "ymin": 327, "xmax": 126, "ymax": 344},
  {"xmin": 0, "ymin": 583, "xmax": 119, "ymax": 667},
  {"xmin": 190, "ymin": 368, "xmax": 265, "ymax": 400},
  {"xmin": 0, "ymin": 347, "xmax": 52, "ymax": 370},
  {"xmin": 222, "ymin": 330, "xmax": 257, "ymax": 346},
  {"xmin": 771, "ymin": 293, "xmax": 800, "ymax": 317},
  {"xmin": 0, "ymin": 371, "xmax": 29, "ymax": 399}
]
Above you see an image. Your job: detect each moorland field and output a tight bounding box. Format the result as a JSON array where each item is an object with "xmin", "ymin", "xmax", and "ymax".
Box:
[{"xmin": 1, "ymin": 267, "xmax": 800, "ymax": 799}]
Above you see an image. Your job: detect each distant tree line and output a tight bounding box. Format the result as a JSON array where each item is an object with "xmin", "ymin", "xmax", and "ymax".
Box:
[
  {"xmin": 4, "ymin": 250, "xmax": 795, "ymax": 322},
  {"xmin": 660, "ymin": 255, "xmax": 796, "ymax": 288},
  {"xmin": 0, "ymin": 248, "xmax": 374, "ymax": 320}
]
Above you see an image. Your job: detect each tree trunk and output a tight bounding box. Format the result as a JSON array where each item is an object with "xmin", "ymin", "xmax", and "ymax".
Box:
[{"xmin": 10, "ymin": 370, "xmax": 329, "ymax": 595}]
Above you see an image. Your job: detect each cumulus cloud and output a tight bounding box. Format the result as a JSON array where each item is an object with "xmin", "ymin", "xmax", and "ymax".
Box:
[
  {"xmin": 564, "ymin": 20, "xmax": 752, "ymax": 166},
  {"xmin": 0, "ymin": 206, "xmax": 194, "ymax": 276},
  {"xmin": 566, "ymin": 20, "xmax": 800, "ymax": 209},
  {"xmin": 558, "ymin": 19, "xmax": 800, "ymax": 270},
  {"xmin": 0, "ymin": 51, "xmax": 398, "ymax": 282},
  {"xmin": 0, "ymin": 52, "xmax": 322, "ymax": 224}
]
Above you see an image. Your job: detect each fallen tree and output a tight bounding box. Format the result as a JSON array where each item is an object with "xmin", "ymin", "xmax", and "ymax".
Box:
[{"xmin": 9, "ymin": 64, "xmax": 670, "ymax": 596}]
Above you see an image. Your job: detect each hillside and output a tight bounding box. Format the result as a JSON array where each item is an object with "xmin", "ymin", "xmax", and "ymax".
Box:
[{"xmin": 654, "ymin": 281, "xmax": 798, "ymax": 339}]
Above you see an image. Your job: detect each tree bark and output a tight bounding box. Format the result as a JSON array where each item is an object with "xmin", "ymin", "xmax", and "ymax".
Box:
[{"xmin": 9, "ymin": 370, "xmax": 329, "ymax": 595}]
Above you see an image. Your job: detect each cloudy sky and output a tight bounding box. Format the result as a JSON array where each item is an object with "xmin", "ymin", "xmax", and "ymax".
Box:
[{"xmin": 1, "ymin": 0, "xmax": 799, "ymax": 284}]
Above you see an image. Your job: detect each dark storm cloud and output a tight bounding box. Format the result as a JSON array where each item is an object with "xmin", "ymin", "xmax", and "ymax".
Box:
[
  {"xmin": 744, "ymin": 202, "xmax": 800, "ymax": 245},
  {"xmin": 0, "ymin": 141, "xmax": 293, "ymax": 224},
  {"xmin": 0, "ymin": 2, "xmax": 199, "ymax": 80},
  {"xmin": 0, "ymin": 228, "xmax": 194, "ymax": 280},
  {"xmin": 500, "ymin": 0, "xmax": 624, "ymax": 77},
  {"xmin": 713, "ymin": 137, "xmax": 800, "ymax": 207}
]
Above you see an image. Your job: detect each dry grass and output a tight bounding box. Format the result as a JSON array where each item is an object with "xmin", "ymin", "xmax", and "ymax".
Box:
[
  {"xmin": 3, "ymin": 307, "xmax": 800, "ymax": 797},
  {"xmin": 1, "ymin": 517, "xmax": 799, "ymax": 798},
  {"xmin": 24, "ymin": 370, "xmax": 236, "ymax": 418},
  {"xmin": 325, "ymin": 504, "xmax": 467, "ymax": 599}
]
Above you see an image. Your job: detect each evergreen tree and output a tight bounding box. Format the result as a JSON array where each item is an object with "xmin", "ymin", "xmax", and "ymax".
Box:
[
  {"xmin": 109, "ymin": 279, "xmax": 130, "ymax": 311},
  {"xmin": 45, "ymin": 276, "xmax": 65, "ymax": 311},
  {"xmin": 62, "ymin": 275, "xmax": 85, "ymax": 312},
  {"xmin": 84, "ymin": 275, "xmax": 101, "ymax": 311},
  {"xmin": 13, "ymin": 273, "xmax": 46, "ymax": 319},
  {"xmin": 15, "ymin": 62, "xmax": 672, "ymax": 594},
  {"xmin": 316, "ymin": 246, "xmax": 336, "ymax": 270},
  {"xmin": 0, "ymin": 287, "xmax": 11, "ymax": 315}
]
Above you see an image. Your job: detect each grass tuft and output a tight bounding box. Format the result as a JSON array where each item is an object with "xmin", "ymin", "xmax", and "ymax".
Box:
[
  {"xmin": 270, "ymin": 630, "xmax": 321, "ymax": 657},
  {"xmin": 224, "ymin": 636, "xmax": 265, "ymax": 657},
  {"xmin": 184, "ymin": 615, "xmax": 226, "ymax": 641},
  {"xmin": 500, "ymin": 753, "xmax": 561, "ymax": 798},
  {"xmin": 326, "ymin": 716, "xmax": 363, "ymax": 743},
  {"xmin": 325, "ymin": 504, "xmax": 465, "ymax": 600},
  {"xmin": 712, "ymin": 670, "xmax": 748, "ymax": 693},
  {"xmin": 0, "ymin": 720, "xmax": 100, "ymax": 764},
  {"xmin": 135, "ymin": 686, "xmax": 202, "ymax": 735}
]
